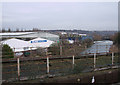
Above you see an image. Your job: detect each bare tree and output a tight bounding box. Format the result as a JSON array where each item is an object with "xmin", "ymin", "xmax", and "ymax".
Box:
[
  {"xmin": 20, "ymin": 29, "xmax": 23, "ymax": 32},
  {"xmin": 2, "ymin": 28, "xmax": 6, "ymax": 32},
  {"xmin": 32, "ymin": 28, "xmax": 39, "ymax": 32},
  {"xmin": 16, "ymin": 28, "xmax": 19, "ymax": 32},
  {"xmin": 93, "ymin": 33, "xmax": 102, "ymax": 41},
  {"xmin": 8, "ymin": 28, "xmax": 11, "ymax": 32}
]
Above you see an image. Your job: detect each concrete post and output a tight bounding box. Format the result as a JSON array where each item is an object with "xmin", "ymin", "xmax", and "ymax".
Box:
[
  {"xmin": 94, "ymin": 53, "xmax": 96, "ymax": 69},
  {"xmin": 17, "ymin": 57, "xmax": 20, "ymax": 79},
  {"xmin": 112, "ymin": 52, "xmax": 114, "ymax": 65},
  {"xmin": 73, "ymin": 55, "xmax": 75, "ymax": 65},
  {"xmin": 72, "ymin": 55, "xmax": 75, "ymax": 69},
  {"xmin": 60, "ymin": 45, "xmax": 62, "ymax": 56},
  {"xmin": 47, "ymin": 57, "xmax": 49, "ymax": 74}
]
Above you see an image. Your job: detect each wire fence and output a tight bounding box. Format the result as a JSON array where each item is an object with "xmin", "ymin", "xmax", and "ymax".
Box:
[
  {"xmin": 1, "ymin": 44, "xmax": 117, "ymax": 58},
  {"xmin": 2, "ymin": 52, "xmax": 119, "ymax": 82},
  {"xmin": 1, "ymin": 44, "xmax": 119, "ymax": 82}
]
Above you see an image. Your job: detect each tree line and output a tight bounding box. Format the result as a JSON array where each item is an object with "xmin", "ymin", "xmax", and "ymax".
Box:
[{"xmin": 1, "ymin": 28, "xmax": 41, "ymax": 32}]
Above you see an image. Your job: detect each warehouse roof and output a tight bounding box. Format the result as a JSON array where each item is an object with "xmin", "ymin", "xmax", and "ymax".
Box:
[
  {"xmin": 29, "ymin": 37, "xmax": 55, "ymax": 48},
  {"xmin": 0, "ymin": 32, "xmax": 35, "ymax": 36},
  {"xmin": 1, "ymin": 38, "xmax": 35, "ymax": 52},
  {"xmin": 1, "ymin": 32, "xmax": 59, "ymax": 41}
]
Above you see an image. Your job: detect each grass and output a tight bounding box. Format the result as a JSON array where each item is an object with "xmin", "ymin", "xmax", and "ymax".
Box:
[
  {"xmin": 14, "ymin": 68, "xmax": 119, "ymax": 83},
  {"xmin": 2, "ymin": 55, "xmax": 119, "ymax": 82}
]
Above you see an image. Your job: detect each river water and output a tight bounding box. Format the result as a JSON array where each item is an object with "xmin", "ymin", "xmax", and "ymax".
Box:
[{"xmin": 81, "ymin": 40, "xmax": 113, "ymax": 55}]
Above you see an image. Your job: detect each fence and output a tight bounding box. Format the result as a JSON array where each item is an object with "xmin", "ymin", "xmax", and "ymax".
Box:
[
  {"xmin": 2, "ymin": 51, "xmax": 119, "ymax": 82},
  {"xmin": 1, "ymin": 43, "xmax": 119, "ymax": 82},
  {"xmin": 1, "ymin": 44, "xmax": 117, "ymax": 58}
]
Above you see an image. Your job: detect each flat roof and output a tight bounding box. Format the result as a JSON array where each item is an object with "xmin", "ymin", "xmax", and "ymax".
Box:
[{"xmin": 0, "ymin": 32, "xmax": 35, "ymax": 36}]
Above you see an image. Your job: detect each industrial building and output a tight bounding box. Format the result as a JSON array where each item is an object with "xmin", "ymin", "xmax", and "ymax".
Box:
[
  {"xmin": 29, "ymin": 37, "xmax": 55, "ymax": 48},
  {"xmin": 1, "ymin": 37, "xmax": 55, "ymax": 52},
  {"xmin": 0, "ymin": 32, "xmax": 59, "ymax": 42},
  {"xmin": 1, "ymin": 32, "xmax": 59, "ymax": 57},
  {"xmin": 1, "ymin": 38, "xmax": 35, "ymax": 52},
  {"xmin": 1, "ymin": 37, "xmax": 55, "ymax": 57}
]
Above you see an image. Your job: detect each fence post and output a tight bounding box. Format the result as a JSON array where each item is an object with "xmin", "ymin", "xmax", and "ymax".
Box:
[
  {"xmin": 30, "ymin": 47, "xmax": 32, "ymax": 57},
  {"xmin": 47, "ymin": 57, "xmax": 49, "ymax": 74},
  {"xmin": 46, "ymin": 48, "xmax": 48, "ymax": 56},
  {"xmin": 14, "ymin": 48, "xmax": 15, "ymax": 58},
  {"xmin": 17, "ymin": 57, "xmax": 20, "ymax": 79},
  {"xmin": 94, "ymin": 53, "xmax": 96, "ymax": 70},
  {"xmin": 72, "ymin": 55, "xmax": 75, "ymax": 69},
  {"xmin": 112, "ymin": 52, "xmax": 114, "ymax": 65},
  {"xmin": 106, "ymin": 45, "xmax": 108, "ymax": 54},
  {"xmin": 60, "ymin": 45, "xmax": 62, "ymax": 56},
  {"xmin": 96, "ymin": 45, "xmax": 98, "ymax": 54},
  {"xmin": 73, "ymin": 55, "xmax": 75, "ymax": 65}
]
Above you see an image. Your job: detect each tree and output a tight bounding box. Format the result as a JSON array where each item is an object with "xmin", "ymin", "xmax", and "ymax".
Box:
[
  {"xmin": 2, "ymin": 28, "xmax": 6, "ymax": 32},
  {"xmin": 113, "ymin": 32, "xmax": 120, "ymax": 47},
  {"xmin": 32, "ymin": 28, "xmax": 39, "ymax": 32},
  {"xmin": 36, "ymin": 48, "xmax": 46, "ymax": 56},
  {"xmin": 16, "ymin": 28, "xmax": 19, "ymax": 32},
  {"xmin": 21, "ymin": 29, "xmax": 23, "ymax": 32},
  {"xmin": 48, "ymin": 44, "xmax": 60, "ymax": 55},
  {"xmin": 82, "ymin": 38, "xmax": 93, "ymax": 48},
  {"xmin": 8, "ymin": 28, "xmax": 11, "ymax": 32},
  {"xmin": 93, "ymin": 33, "xmax": 102, "ymax": 41},
  {"xmin": 2, "ymin": 44, "xmax": 14, "ymax": 58}
]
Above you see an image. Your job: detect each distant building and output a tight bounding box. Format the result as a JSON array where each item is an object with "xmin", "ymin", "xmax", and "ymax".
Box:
[
  {"xmin": 1, "ymin": 37, "xmax": 55, "ymax": 52},
  {"xmin": 1, "ymin": 38, "xmax": 35, "ymax": 52},
  {"xmin": 66, "ymin": 33, "xmax": 88, "ymax": 42},
  {"xmin": 0, "ymin": 32, "xmax": 59, "ymax": 42},
  {"xmin": 68, "ymin": 40, "xmax": 74, "ymax": 44},
  {"xmin": 61, "ymin": 32, "xmax": 67, "ymax": 35},
  {"xmin": 1, "ymin": 37, "xmax": 55, "ymax": 57},
  {"xmin": 80, "ymin": 36, "xmax": 93, "ymax": 41},
  {"xmin": 79, "ymin": 34, "xmax": 87, "ymax": 36},
  {"xmin": 29, "ymin": 37, "xmax": 55, "ymax": 48}
]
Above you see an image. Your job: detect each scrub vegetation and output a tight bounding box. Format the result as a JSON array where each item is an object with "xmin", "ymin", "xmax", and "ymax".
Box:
[{"xmin": 2, "ymin": 44, "xmax": 14, "ymax": 58}]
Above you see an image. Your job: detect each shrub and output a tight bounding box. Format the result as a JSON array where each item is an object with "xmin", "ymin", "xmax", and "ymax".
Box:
[
  {"xmin": 114, "ymin": 32, "xmax": 120, "ymax": 47},
  {"xmin": 2, "ymin": 44, "xmax": 14, "ymax": 58},
  {"xmin": 48, "ymin": 46, "xmax": 60, "ymax": 55},
  {"xmin": 36, "ymin": 48, "xmax": 46, "ymax": 56}
]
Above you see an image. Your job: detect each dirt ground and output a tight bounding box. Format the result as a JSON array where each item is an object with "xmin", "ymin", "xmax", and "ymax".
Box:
[
  {"xmin": 42, "ymin": 69, "xmax": 119, "ymax": 84},
  {"xmin": 4, "ymin": 68, "xmax": 119, "ymax": 84}
]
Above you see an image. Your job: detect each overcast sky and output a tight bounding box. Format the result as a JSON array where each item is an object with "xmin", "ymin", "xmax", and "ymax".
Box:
[{"xmin": 2, "ymin": 2, "xmax": 118, "ymax": 31}]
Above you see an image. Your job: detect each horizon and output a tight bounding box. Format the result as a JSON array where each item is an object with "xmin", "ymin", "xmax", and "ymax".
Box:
[{"xmin": 1, "ymin": 28, "xmax": 118, "ymax": 32}]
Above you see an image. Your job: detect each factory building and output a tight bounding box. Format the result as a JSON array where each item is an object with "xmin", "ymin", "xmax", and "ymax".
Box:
[{"xmin": 0, "ymin": 32, "xmax": 59, "ymax": 42}]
